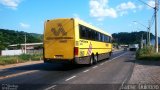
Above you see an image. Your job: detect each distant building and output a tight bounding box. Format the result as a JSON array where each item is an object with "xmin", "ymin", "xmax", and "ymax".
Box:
[
  {"xmin": 9, "ymin": 43, "xmax": 43, "ymax": 50},
  {"xmin": 0, "ymin": 43, "xmax": 43, "ymax": 56}
]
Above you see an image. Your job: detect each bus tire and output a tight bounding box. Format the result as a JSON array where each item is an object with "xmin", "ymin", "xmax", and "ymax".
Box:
[
  {"xmin": 94, "ymin": 55, "xmax": 98, "ymax": 64},
  {"xmin": 89, "ymin": 55, "xmax": 94, "ymax": 65},
  {"xmin": 107, "ymin": 52, "xmax": 112, "ymax": 59}
]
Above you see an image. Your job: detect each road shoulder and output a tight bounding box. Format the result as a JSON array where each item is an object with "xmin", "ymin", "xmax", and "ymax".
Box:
[
  {"xmin": 128, "ymin": 60, "xmax": 160, "ymax": 84},
  {"xmin": 0, "ymin": 61, "xmax": 43, "ymax": 70}
]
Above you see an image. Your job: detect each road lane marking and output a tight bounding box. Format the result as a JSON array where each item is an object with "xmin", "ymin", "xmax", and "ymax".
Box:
[
  {"xmin": 110, "ymin": 52, "xmax": 127, "ymax": 61},
  {"xmin": 119, "ymin": 56, "xmax": 134, "ymax": 90},
  {"xmin": 121, "ymin": 77, "xmax": 128, "ymax": 88},
  {"xmin": 83, "ymin": 69, "xmax": 90, "ymax": 73},
  {"xmin": 119, "ymin": 72, "xmax": 130, "ymax": 90},
  {"xmin": 65, "ymin": 76, "xmax": 76, "ymax": 81},
  {"xmin": 100, "ymin": 52, "xmax": 127, "ymax": 65},
  {"xmin": 0, "ymin": 70, "xmax": 38, "ymax": 80},
  {"xmin": 92, "ymin": 66, "xmax": 98, "ymax": 69},
  {"xmin": 45, "ymin": 85, "xmax": 57, "ymax": 90}
]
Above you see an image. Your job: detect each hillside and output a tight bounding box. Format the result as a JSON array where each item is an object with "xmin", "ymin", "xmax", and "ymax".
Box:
[
  {"xmin": 0, "ymin": 29, "xmax": 43, "ymax": 50},
  {"xmin": 112, "ymin": 31, "xmax": 155, "ymax": 44}
]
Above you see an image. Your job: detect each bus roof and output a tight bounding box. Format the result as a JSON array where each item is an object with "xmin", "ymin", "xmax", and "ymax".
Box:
[{"xmin": 46, "ymin": 18, "xmax": 112, "ymax": 37}]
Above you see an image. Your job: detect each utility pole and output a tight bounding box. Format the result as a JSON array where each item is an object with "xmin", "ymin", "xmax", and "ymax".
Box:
[
  {"xmin": 25, "ymin": 33, "xmax": 27, "ymax": 54},
  {"xmin": 133, "ymin": 21, "xmax": 149, "ymax": 46},
  {"xmin": 136, "ymin": 0, "xmax": 159, "ymax": 52},
  {"xmin": 147, "ymin": 28, "xmax": 148, "ymax": 46},
  {"xmin": 141, "ymin": 34, "xmax": 144, "ymax": 49},
  {"xmin": 148, "ymin": 20, "xmax": 151, "ymax": 46},
  {"xmin": 155, "ymin": 0, "xmax": 158, "ymax": 53}
]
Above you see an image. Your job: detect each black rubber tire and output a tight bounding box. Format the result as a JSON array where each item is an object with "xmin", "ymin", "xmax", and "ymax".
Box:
[
  {"xmin": 89, "ymin": 55, "xmax": 94, "ymax": 65},
  {"xmin": 94, "ymin": 55, "xmax": 98, "ymax": 64}
]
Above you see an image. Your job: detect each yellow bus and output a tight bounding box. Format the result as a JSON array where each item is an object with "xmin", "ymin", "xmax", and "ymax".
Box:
[{"xmin": 43, "ymin": 18, "xmax": 112, "ymax": 65}]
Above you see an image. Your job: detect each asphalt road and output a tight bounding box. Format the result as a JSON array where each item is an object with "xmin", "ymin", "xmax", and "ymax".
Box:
[{"xmin": 0, "ymin": 50, "xmax": 135, "ymax": 90}]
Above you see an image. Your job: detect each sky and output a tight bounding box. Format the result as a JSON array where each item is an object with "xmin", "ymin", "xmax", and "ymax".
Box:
[{"xmin": 0, "ymin": 0, "xmax": 160, "ymax": 36}]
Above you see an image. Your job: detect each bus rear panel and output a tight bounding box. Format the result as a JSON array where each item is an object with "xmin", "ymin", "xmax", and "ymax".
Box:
[{"xmin": 43, "ymin": 18, "xmax": 75, "ymax": 63}]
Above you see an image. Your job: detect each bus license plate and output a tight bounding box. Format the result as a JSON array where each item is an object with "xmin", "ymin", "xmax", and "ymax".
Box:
[{"xmin": 54, "ymin": 55, "xmax": 63, "ymax": 58}]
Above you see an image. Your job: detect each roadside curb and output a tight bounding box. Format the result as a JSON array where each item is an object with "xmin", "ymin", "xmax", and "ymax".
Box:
[{"xmin": 128, "ymin": 59, "xmax": 160, "ymax": 84}]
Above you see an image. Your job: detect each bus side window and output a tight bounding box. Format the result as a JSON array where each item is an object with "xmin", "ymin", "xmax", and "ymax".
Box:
[
  {"xmin": 107, "ymin": 36, "xmax": 110, "ymax": 43},
  {"xmin": 95, "ymin": 31, "xmax": 98, "ymax": 41},
  {"xmin": 104, "ymin": 35, "xmax": 107, "ymax": 42},
  {"xmin": 98, "ymin": 33, "xmax": 101, "ymax": 41},
  {"xmin": 109, "ymin": 36, "xmax": 111, "ymax": 43},
  {"xmin": 79, "ymin": 25, "xmax": 84, "ymax": 39},
  {"xmin": 91, "ymin": 29, "xmax": 95, "ymax": 40},
  {"xmin": 79, "ymin": 25, "xmax": 87, "ymax": 39},
  {"xmin": 101, "ymin": 34, "xmax": 104, "ymax": 42},
  {"xmin": 88, "ymin": 28, "xmax": 92, "ymax": 40}
]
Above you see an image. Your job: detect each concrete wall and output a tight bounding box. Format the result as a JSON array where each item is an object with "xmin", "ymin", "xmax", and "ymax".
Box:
[{"xmin": 1, "ymin": 50, "xmax": 23, "ymax": 56}]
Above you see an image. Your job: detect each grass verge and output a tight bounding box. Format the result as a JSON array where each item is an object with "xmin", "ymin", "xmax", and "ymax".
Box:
[
  {"xmin": 0, "ymin": 53, "xmax": 43, "ymax": 65},
  {"xmin": 136, "ymin": 46, "xmax": 160, "ymax": 60}
]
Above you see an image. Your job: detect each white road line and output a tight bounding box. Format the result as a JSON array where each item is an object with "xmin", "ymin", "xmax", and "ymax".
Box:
[
  {"xmin": 83, "ymin": 69, "xmax": 90, "ymax": 73},
  {"xmin": 45, "ymin": 85, "xmax": 57, "ymax": 90},
  {"xmin": 110, "ymin": 53, "xmax": 127, "ymax": 61},
  {"xmin": 92, "ymin": 66, "xmax": 98, "ymax": 69},
  {"xmin": 119, "ymin": 75, "xmax": 129, "ymax": 90},
  {"xmin": 100, "ymin": 52, "xmax": 127, "ymax": 65},
  {"xmin": 65, "ymin": 76, "xmax": 76, "ymax": 81}
]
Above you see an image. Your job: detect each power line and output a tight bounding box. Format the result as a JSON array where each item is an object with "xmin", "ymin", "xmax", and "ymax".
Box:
[
  {"xmin": 150, "ymin": 13, "xmax": 155, "ymax": 28},
  {"xmin": 158, "ymin": 0, "xmax": 160, "ymax": 10},
  {"xmin": 137, "ymin": 0, "xmax": 155, "ymax": 9}
]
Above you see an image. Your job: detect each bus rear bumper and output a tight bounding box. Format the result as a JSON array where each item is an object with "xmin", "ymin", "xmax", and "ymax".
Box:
[
  {"xmin": 44, "ymin": 57, "xmax": 91, "ymax": 65},
  {"xmin": 44, "ymin": 58, "xmax": 73, "ymax": 64}
]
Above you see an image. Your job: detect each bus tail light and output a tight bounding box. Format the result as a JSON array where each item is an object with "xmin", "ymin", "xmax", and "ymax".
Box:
[{"xmin": 74, "ymin": 47, "xmax": 79, "ymax": 57}]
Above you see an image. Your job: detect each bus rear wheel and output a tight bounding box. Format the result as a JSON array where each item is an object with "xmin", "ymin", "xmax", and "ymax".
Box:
[
  {"xmin": 94, "ymin": 55, "xmax": 98, "ymax": 64},
  {"xmin": 89, "ymin": 55, "xmax": 94, "ymax": 65}
]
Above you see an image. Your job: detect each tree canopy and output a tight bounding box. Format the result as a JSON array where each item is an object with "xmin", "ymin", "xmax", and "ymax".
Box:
[
  {"xmin": 0, "ymin": 29, "xmax": 43, "ymax": 50},
  {"xmin": 112, "ymin": 31, "xmax": 154, "ymax": 44}
]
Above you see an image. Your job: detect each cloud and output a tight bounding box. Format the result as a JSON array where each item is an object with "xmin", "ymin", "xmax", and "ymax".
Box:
[
  {"xmin": 137, "ymin": 5, "xmax": 144, "ymax": 10},
  {"xmin": 119, "ymin": 11, "xmax": 128, "ymax": 16},
  {"xmin": 116, "ymin": 2, "xmax": 136, "ymax": 11},
  {"xmin": 89, "ymin": 0, "xmax": 142, "ymax": 20},
  {"xmin": 147, "ymin": 0, "xmax": 155, "ymax": 8},
  {"xmin": 89, "ymin": 0, "xmax": 117, "ymax": 21},
  {"xmin": 20, "ymin": 23, "xmax": 30, "ymax": 29},
  {"xmin": 0, "ymin": 0, "xmax": 22, "ymax": 10},
  {"xmin": 116, "ymin": 1, "xmax": 137, "ymax": 16}
]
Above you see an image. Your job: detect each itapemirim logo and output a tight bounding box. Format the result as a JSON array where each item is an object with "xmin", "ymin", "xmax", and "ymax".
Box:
[{"xmin": 51, "ymin": 23, "xmax": 67, "ymax": 36}]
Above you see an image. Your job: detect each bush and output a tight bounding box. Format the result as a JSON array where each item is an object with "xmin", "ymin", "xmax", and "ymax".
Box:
[
  {"xmin": 18, "ymin": 54, "xmax": 31, "ymax": 61},
  {"xmin": 0, "ymin": 56, "xmax": 18, "ymax": 65},
  {"xmin": 31, "ymin": 53, "xmax": 43, "ymax": 61},
  {"xmin": 0, "ymin": 53, "xmax": 43, "ymax": 65},
  {"xmin": 136, "ymin": 46, "xmax": 160, "ymax": 60}
]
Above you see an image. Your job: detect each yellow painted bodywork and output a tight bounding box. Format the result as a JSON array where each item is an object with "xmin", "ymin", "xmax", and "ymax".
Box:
[
  {"xmin": 44, "ymin": 18, "xmax": 75, "ymax": 59},
  {"xmin": 44, "ymin": 18, "xmax": 112, "ymax": 60},
  {"xmin": 74, "ymin": 19, "xmax": 112, "ymax": 57}
]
